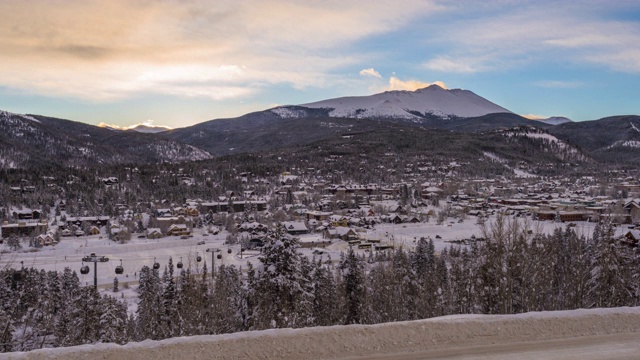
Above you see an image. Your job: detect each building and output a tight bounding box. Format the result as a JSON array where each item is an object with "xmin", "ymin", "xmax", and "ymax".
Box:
[
  {"xmin": 282, "ymin": 221, "xmax": 309, "ymax": 235},
  {"xmin": 167, "ymin": 224, "xmax": 190, "ymax": 236},
  {"xmin": 1, "ymin": 221, "xmax": 48, "ymax": 238}
]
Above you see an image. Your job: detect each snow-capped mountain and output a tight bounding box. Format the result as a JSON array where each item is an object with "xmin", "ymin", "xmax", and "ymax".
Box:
[
  {"xmin": 98, "ymin": 122, "xmax": 172, "ymax": 133},
  {"xmin": 299, "ymin": 84, "xmax": 512, "ymax": 119},
  {"xmin": 127, "ymin": 124, "xmax": 172, "ymax": 133}
]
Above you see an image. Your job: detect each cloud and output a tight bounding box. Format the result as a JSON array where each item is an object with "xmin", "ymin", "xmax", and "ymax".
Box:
[
  {"xmin": 420, "ymin": 2, "xmax": 640, "ymax": 74},
  {"xmin": 385, "ymin": 77, "xmax": 447, "ymax": 91},
  {"xmin": 424, "ymin": 57, "xmax": 484, "ymax": 73},
  {"xmin": 534, "ymin": 80, "xmax": 584, "ymax": 88},
  {"xmin": 359, "ymin": 68, "xmax": 382, "ymax": 78},
  {"xmin": 0, "ymin": 0, "xmax": 444, "ymax": 101},
  {"xmin": 521, "ymin": 114, "xmax": 547, "ymax": 120}
]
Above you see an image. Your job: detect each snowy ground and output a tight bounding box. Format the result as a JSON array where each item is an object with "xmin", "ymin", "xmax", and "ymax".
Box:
[
  {"xmin": 2, "ymin": 215, "xmax": 627, "ymax": 314},
  {"xmin": 5, "ymin": 307, "xmax": 640, "ymax": 360},
  {"xmin": 0, "ymin": 216, "xmax": 627, "ymax": 289}
]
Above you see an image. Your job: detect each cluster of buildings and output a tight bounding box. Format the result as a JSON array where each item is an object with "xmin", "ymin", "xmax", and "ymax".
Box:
[{"xmin": 3, "ymin": 171, "xmax": 640, "ymax": 249}]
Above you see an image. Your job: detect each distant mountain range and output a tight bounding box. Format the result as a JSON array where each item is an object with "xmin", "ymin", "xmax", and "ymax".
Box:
[
  {"xmin": 1, "ymin": 86, "xmax": 639, "ymax": 169},
  {"xmin": 0, "ymin": 110, "xmax": 210, "ymax": 168},
  {"xmin": 98, "ymin": 123, "xmax": 172, "ymax": 133}
]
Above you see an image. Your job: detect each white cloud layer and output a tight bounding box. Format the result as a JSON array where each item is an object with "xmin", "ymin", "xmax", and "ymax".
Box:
[
  {"xmin": 0, "ymin": 0, "xmax": 443, "ymax": 101},
  {"xmin": 359, "ymin": 68, "xmax": 382, "ymax": 78},
  {"xmin": 534, "ymin": 80, "xmax": 584, "ymax": 88},
  {"xmin": 422, "ymin": 2, "xmax": 640, "ymax": 73},
  {"xmin": 424, "ymin": 57, "xmax": 485, "ymax": 73}
]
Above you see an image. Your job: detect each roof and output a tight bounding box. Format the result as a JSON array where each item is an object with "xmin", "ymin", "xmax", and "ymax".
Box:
[
  {"xmin": 626, "ymin": 230, "xmax": 640, "ymax": 240},
  {"xmin": 283, "ymin": 221, "xmax": 308, "ymax": 232}
]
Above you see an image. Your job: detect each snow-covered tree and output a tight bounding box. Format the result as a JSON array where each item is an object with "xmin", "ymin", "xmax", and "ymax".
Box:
[
  {"xmin": 340, "ymin": 247, "xmax": 365, "ymax": 324},
  {"xmin": 252, "ymin": 223, "xmax": 307, "ymax": 329}
]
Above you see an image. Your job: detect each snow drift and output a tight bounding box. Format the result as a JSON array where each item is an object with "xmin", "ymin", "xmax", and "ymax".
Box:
[{"xmin": 7, "ymin": 307, "xmax": 640, "ymax": 360}]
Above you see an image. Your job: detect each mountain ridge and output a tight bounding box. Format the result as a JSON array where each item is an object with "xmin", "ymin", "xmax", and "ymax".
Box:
[{"xmin": 2, "ymin": 84, "xmax": 639, "ymax": 169}]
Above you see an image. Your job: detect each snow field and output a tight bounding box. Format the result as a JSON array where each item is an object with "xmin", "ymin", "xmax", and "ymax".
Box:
[
  {"xmin": 7, "ymin": 307, "xmax": 640, "ymax": 360},
  {"xmin": 1, "ymin": 216, "xmax": 620, "ymax": 287}
]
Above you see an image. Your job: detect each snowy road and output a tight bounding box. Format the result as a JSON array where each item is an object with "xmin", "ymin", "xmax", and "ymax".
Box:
[
  {"xmin": 7, "ymin": 307, "xmax": 640, "ymax": 360},
  {"xmin": 343, "ymin": 333, "xmax": 640, "ymax": 360}
]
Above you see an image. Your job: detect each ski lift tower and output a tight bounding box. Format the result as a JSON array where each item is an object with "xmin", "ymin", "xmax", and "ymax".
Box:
[
  {"xmin": 205, "ymin": 248, "xmax": 218, "ymax": 278},
  {"xmin": 81, "ymin": 253, "xmax": 109, "ymax": 288}
]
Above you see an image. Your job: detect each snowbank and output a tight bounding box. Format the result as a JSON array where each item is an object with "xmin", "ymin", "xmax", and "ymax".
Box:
[{"xmin": 6, "ymin": 307, "xmax": 640, "ymax": 360}]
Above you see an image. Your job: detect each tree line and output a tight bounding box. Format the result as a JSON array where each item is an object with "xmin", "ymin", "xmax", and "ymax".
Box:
[{"xmin": 1, "ymin": 220, "xmax": 638, "ymax": 353}]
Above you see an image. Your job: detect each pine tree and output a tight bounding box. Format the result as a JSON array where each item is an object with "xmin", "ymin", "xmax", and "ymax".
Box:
[
  {"xmin": 311, "ymin": 258, "xmax": 338, "ymax": 327},
  {"xmin": 136, "ymin": 265, "xmax": 163, "ymax": 340},
  {"xmin": 67, "ymin": 286, "xmax": 102, "ymax": 345},
  {"xmin": 160, "ymin": 263, "xmax": 178, "ymax": 338},
  {"xmin": 587, "ymin": 222, "xmax": 631, "ymax": 307},
  {"xmin": 340, "ymin": 247, "xmax": 365, "ymax": 324},
  {"xmin": 211, "ymin": 265, "xmax": 245, "ymax": 334},
  {"xmin": 98, "ymin": 295, "xmax": 128, "ymax": 344},
  {"xmin": 252, "ymin": 223, "xmax": 306, "ymax": 329},
  {"xmin": 54, "ymin": 268, "xmax": 81, "ymax": 347}
]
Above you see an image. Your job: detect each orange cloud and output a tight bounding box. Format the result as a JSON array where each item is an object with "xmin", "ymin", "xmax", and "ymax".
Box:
[
  {"xmin": 521, "ymin": 114, "xmax": 547, "ymax": 120},
  {"xmin": 0, "ymin": 0, "xmax": 444, "ymax": 101},
  {"xmin": 386, "ymin": 77, "xmax": 447, "ymax": 91}
]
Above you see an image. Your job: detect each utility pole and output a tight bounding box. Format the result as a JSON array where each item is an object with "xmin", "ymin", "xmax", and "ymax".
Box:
[{"xmin": 82, "ymin": 253, "xmax": 109, "ymax": 288}]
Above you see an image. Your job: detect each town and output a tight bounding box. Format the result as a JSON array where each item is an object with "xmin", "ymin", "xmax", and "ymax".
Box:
[{"xmin": 3, "ymin": 160, "xmax": 639, "ymax": 281}]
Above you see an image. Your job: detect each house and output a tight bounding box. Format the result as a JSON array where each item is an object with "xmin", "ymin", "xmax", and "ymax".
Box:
[
  {"xmin": 61, "ymin": 229, "xmax": 73, "ymax": 237},
  {"xmin": 387, "ymin": 214, "xmax": 403, "ymax": 224},
  {"xmin": 402, "ymin": 215, "xmax": 421, "ymax": 223},
  {"xmin": 329, "ymin": 215, "xmax": 349, "ymax": 227},
  {"xmin": 324, "ymin": 227, "xmax": 358, "ymax": 241},
  {"xmin": 305, "ymin": 211, "xmax": 332, "ymax": 221},
  {"xmin": 147, "ymin": 228, "xmax": 163, "ymax": 239},
  {"xmin": 66, "ymin": 216, "xmax": 109, "ymax": 227},
  {"xmin": 36, "ymin": 233, "xmax": 57, "ymax": 246},
  {"xmin": 535, "ymin": 210, "xmax": 589, "ymax": 222},
  {"xmin": 237, "ymin": 222, "xmax": 268, "ymax": 233},
  {"xmin": 624, "ymin": 199, "xmax": 640, "ymax": 221},
  {"xmin": 625, "ymin": 230, "xmax": 640, "ymax": 242},
  {"xmin": 186, "ymin": 207, "xmax": 200, "ymax": 217},
  {"xmin": 157, "ymin": 208, "xmax": 173, "ymax": 217},
  {"xmin": 89, "ymin": 226, "xmax": 100, "ymax": 235},
  {"xmin": 282, "ymin": 221, "xmax": 309, "ymax": 235},
  {"xmin": 388, "ymin": 204, "xmax": 406, "ymax": 214},
  {"xmin": 421, "ymin": 186, "xmax": 443, "ymax": 199},
  {"xmin": 167, "ymin": 224, "xmax": 190, "ymax": 236},
  {"xmin": 12, "ymin": 209, "xmax": 41, "ymax": 220}
]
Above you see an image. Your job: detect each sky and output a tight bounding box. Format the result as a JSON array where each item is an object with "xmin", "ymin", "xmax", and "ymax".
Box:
[{"xmin": 0, "ymin": 0, "xmax": 639, "ymax": 129}]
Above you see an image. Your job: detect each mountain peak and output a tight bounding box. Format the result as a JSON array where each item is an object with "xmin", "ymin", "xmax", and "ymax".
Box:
[
  {"xmin": 301, "ymin": 85, "xmax": 512, "ymax": 119},
  {"xmin": 414, "ymin": 83, "xmax": 448, "ymax": 93}
]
